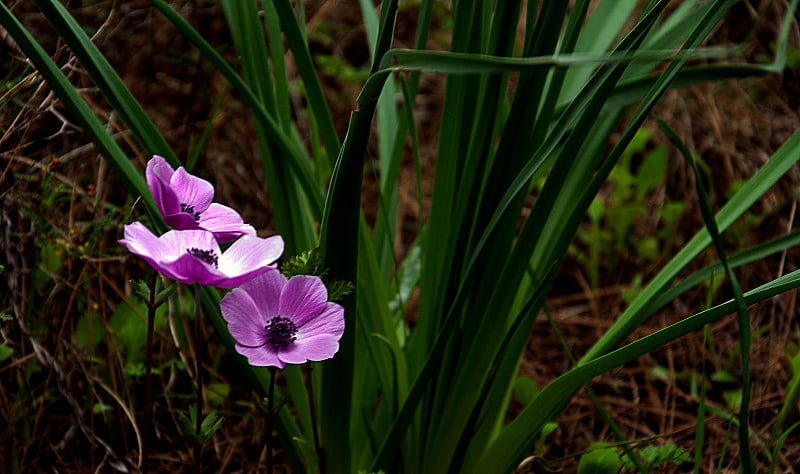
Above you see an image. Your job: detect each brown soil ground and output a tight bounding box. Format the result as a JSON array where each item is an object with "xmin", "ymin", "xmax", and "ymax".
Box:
[{"xmin": 2, "ymin": 1, "xmax": 800, "ymax": 472}]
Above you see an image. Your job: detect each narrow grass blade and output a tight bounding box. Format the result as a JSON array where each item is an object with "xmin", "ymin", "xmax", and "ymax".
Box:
[
  {"xmin": 149, "ymin": 0, "xmax": 324, "ymax": 219},
  {"xmin": 659, "ymin": 120, "xmax": 752, "ymax": 471},
  {"xmin": 33, "ymin": 0, "xmax": 179, "ymax": 165},
  {"xmin": 478, "ymin": 268, "xmax": 800, "ymax": 472},
  {"xmin": 317, "ymin": 2, "xmax": 399, "ymax": 471},
  {"xmin": 271, "ymin": 0, "xmax": 339, "ymax": 166},
  {"xmin": 583, "ymin": 124, "xmax": 800, "ymax": 365}
]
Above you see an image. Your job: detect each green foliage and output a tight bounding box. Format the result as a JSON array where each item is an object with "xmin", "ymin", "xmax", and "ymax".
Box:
[
  {"xmin": 280, "ymin": 248, "xmax": 328, "ymax": 279},
  {"xmin": 578, "ymin": 443, "xmax": 621, "ymax": 474},
  {"xmin": 512, "ymin": 375, "xmax": 540, "ymax": 407},
  {"xmin": 3, "ymin": 0, "xmax": 800, "ymax": 472},
  {"xmin": 178, "ymin": 406, "xmax": 225, "ymax": 445},
  {"xmin": 130, "ymin": 278, "xmax": 176, "ymax": 309},
  {"xmin": 776, "ymin": 344, "xmax": 800, "ymax": 431},
  {"xmin": 622, "ymin": 442, "xmax": 691, "ymax": 471},
  {"xmin": 280, "ymin": 248, "xmax": 355, "ymax": 302},
  {"xmin": 571, "ymin": 128, "xmax": 683, "ymax": 288},
  {"xmin": 0, "ymin": 344, "xmax": 13, "ymax": 364},
  {"xmin": 579, "ymin": 441, "xmax": 691, "ymax": 473},
  {"xmin": 33, "ymin": 241, "xmax": 63, "ymax": 290},
  {"xmin": 314, "ymin": 55, "xmax": 370, "ymax": 83},
  {"xmin": 206, "ymin": 382, "xmax": 231, "ymax": 409}
]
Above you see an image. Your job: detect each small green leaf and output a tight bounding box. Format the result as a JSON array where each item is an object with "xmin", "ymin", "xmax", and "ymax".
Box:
[
  {"xmin": 281, "ymin": 248, "xmax": 327, "ymax": 279},
  {"xmin": 0, "ymin": 344, "xmax": 13, "ymax": 363},
  {"xmin": 130, "ymin": 279, "xmax": 151, "ymax": 302},
  {"xmin": 199, "ymin": 411, "xmax": 225, "ymax": 444},
  {"xmin": 513, "ymin": 375, "xmax": 540, "ymax": 407},
  {"xmin": 634, "ymin": 236, "xmax": 659, "ymax": 260},
  {"xmin": 711, "ymin": 370, "xmax": 737, "ymax": 384},
  {"xmin": 178, "ymin": 406, "xmax": 225, "ymax": 444},
  {"xmin": 648, "ymin": 365, "xmax": 670, "ymax": 383},
  {"xmin": 154, "ymin": 283, "xmax": 177, "ymax": 307},
  {"xmin": 124, "ymin": 361, "xmax": 146, "ymax": 377},
  {"xmin": 327, "ymin": 280, "xmax": 355, "ymax": 302},
  {"xmin": 74, "ymin": 311, "xmax": 104, "ymax": 354},
  {"xmin": 723, "ymin": 388, "xmax": 743, "ymax": 411},
  {"xmin": 92, "ymin": 402, "xmax": 113, "ymax": 415},
  {"xmin": 109, "ymin": 302, "xmax": 148, "ymax": 365},
  {"xmin": 636, "ymin": 146, "xmax": 667, "ymax": 198},
  {"xmin": 206, "ymin": 382, "xmax": 231, "ymax": 408},
  {"xmin": 578, "ymin": 443, "xmax": 621, "ymax": 474},
  {"xmin": 623, "ymin": 442, "xmax": 691, "ymax": 470},
  {"xmin": 130, "ymin": 278, "xmax": 175, "ymax": 309}
]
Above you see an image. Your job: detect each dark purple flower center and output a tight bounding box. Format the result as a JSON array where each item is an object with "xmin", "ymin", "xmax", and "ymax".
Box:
[
  {"xmin": 265, "ymin": 316, "xmax": 298, "ymax": 349},
  {"xmin": 180, "ymin": 202, "xmax": 202, "ymax": 222},
  {"xmin": 187, "ymin": 247, "xmax": 219, "ymax": 268}
]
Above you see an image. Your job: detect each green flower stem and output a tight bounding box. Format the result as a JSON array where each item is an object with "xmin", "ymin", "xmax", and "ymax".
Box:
[
  {"xmin": 304, "ymin": 364, "xmax": 323, "ymax": 474},
  {"xmin": 267, "ymin": 367, "xmax": 277, "ymax": 474},
  {"xmin": 142, "ymin": 271, "xmax": 158, "ymax": 474},
  {"xmin": 193, "ymin": 283, "xmax": 203, "ymax": 473}
]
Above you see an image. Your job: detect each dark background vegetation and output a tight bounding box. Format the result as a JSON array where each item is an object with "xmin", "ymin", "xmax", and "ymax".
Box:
[{"xmin": 1, "ymin": 1, "xmax": 800, "ymax": 472}]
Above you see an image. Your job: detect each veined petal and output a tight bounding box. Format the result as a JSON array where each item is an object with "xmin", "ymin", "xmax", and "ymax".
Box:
[
  {"xmin": 219, "ymin": 235, "xmax": 284, "ymax": 275},
  {"xmin": 235, "ymin": 343, "xmax": 284, "ymax": 368},
  {"xmin": 279, "ymin": 275, "xmax": 328, "ymax": 327},
  {"xmin": 278, "ymin": 334, "xmax": 340, "ymax": 365},
  {"xmin": 155, "ymin": 229, "xmax": 224, "ymax": 285},
  {"xmin": 119, "ymin": 222, "xmax": 164, "ymax": 267},
  {"xmin": 237, "ymin": 270, "xmax": 285, "ymax": 322},
  {"xmin": 146, "ymin": 155, "xmax": 174, "ymax": 183},
  {"xmin": 200, "ymin": 203, "xmax": 256, "ymax": 242},
  {"xmin": 119, "ymin": 223, "xmax": 187, "ymax": 281},
  {"xmin": 220, "ymin": 287, "xmax": 269, "ymax": 347},
  {"xmin": 165, "ymin": 252, "xmax": 226, "ymax": 285},
  {"xmin": 146, "ymin": 156, "xmax": 182, "ymax": 217},
  {"xmin": 159, "ymin": 229, "xmax": 220, "ymax": 262},
  {"xmin": 171, "ymin": 166, "xmax": 213, "ymax": 213},
  {"xmin": 295, "ymin": 302, "xmax": 345, "ymax": 340}
]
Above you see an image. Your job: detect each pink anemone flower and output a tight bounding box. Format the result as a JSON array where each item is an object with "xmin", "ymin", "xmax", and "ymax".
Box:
[
  {"xmin": 146, "ymin": 155, "xmax": 256, "ymax": 242},
  {"xmin": 119, "ymin": 222, "xmax": 282, "ymax": 288},
  {"xmin": 220, "ymin": 271, "xmax": 345, "ymax": 368}
]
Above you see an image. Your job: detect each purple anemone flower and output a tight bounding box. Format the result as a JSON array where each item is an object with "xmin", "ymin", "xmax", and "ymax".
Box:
[
  {"xmin": 146, "ymin": 155, "xmax": 256, "ymax": 242},
  {"xmin": 119, "ymin": 221, "xmax": 283, "ymax": 288},
  {"xmin": 220, "ymin": 271, "xmax": 345, "ymax": 368}
]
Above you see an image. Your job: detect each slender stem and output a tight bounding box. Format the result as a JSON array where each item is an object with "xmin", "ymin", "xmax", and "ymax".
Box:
[
  {"xmin": 304, "ymin": 363, "xmax": 324, "ymax": 474},
  {"xmin": 193, "ymin": 283, "xmax": 204, "ymax": 473},
  {"xmin": 142, "ymin": 272, "xmax": 158, "ymax": 474},
  {"xmin": 267, "ymin": 367, "xmax": 276, "ymax": 474}
]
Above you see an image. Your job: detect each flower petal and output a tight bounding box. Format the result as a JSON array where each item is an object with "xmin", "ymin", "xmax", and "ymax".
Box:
[
  {"xmin": 237, "ymin": 270, "xmax": 285, "ymax": 321},
  {"xmin": 219, "ymin": 234, "xmax": 284, "ymax": 275},
  {"xmin": 119, "ymin": 222, "xmax": 182, "ymax": 280},
  {"xmin": 279, "ymin": 275, "xmax": 328, "ymax": 327},
  {"xmin": 170, "ymin": 166, "xmax": 214, "ymax": 213},
  {"xmin": 199, "ymin": 203, "xmax": 256, "ymax": 242},
  {"xmin": 157, "ymin": 229, "xmax": 224, "ymax": 285},
  {"xmin": 164, "ymin": 252, "xmax": 225, "ymax": 285},
  {"xmin": 295, "ymin": 302, "xmax": 345, "ymax": 340},
  {"xmin": 278, "ymin": 334, "xmax": 340, "ymax": 365},
  {"xmin": 235, "ymin": 343, "xmax": 284, "ymax": 368},
  {"xmin": 119, "ymin": 221, "xmax": 161, "ymax": 260},
  {"xmin": 164, "ymin": 212, "xmax": 202, "ymax": 230},
  {"xmin": 145, "ymin": 155, "xmax": 181, "ymax": 216},
  {"xmin": 220, "ymin": 287, "xmax": 269, "ymax": 347}
]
